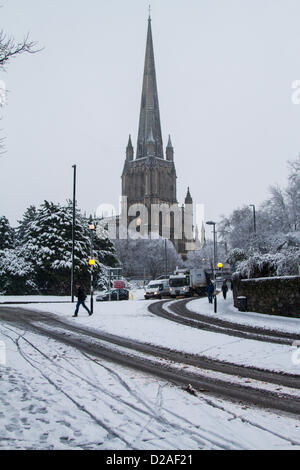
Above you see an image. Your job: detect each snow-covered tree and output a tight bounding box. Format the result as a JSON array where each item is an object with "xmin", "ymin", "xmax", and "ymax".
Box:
[
  {"xmin": 11, "ymin": 201, "xmax": 118, "ymax": 295},
  {"xmin": 218, "ymin": 206, "xmax": 258, "ymax": 252},
  {"xmin": 115, "ymin": 236, "xmax": 181, "ymax": 279},
  {"xmin": 16, "ymin": 205, "xmax": 37, "ymax": 243},
  {"xmin": 219, "ymin": 155, "xmax": 300, "ymax": 278},
  {"xmin": 184, "ymin": 239, "xmax": 227, "ymax": 271},
  {"xmin": 286, "ymin": 155, "xmax": 300, "ymax": 231},
  {"xmin": 0, "ymin": 215, "xmax": 14, "ymax": 249},
  {"xmin": 0, "ymin": 248, "xmax": 37, "ymax": 294}
]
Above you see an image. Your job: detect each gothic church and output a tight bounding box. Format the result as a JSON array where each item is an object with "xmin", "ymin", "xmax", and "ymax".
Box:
[{"xmin": 121, "ymin": 15, "xmax": 198, "ymax": 255}]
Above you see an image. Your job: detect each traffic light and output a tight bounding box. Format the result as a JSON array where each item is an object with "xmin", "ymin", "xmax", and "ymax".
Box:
[{"xmin": 89, "ymin": 259, "xmax": 95, "ymax": 266}]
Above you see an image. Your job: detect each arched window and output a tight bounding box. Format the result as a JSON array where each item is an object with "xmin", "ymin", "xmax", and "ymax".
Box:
[
  {"xmin": 170, "ymin": 211, "xmax": 175, "ymax": 239},
  {"xmin": 159, "ymin": 211, "xmax": 162, "ymax": 237}
]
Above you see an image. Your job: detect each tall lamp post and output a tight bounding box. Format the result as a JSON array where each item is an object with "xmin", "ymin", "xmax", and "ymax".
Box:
[
  {"xmin": 206, "ymin": 220, "xmax": 217, "ymax": 313},
  {"xmin": 71, "ymin": 164, "xmax": 77, "ymax": 303},
  {"xmin": 164, "ymin": 238, "xmax": 168, "ymax": 279},
  {"xmin": 89, "ymin": 222, "xmax": 96, "ymax": 314},
  {"xmin": 249, "ymin": 204, "xmax": 256, "ymax": 233}
]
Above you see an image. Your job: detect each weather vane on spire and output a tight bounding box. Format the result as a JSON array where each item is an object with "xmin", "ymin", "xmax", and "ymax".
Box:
[{"xmin": 148, "ymin": 4, "xmax": 151, "ymax": 20}]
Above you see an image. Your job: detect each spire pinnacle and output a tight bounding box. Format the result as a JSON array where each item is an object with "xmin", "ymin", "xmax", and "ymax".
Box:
[
  {"xmin": 127, "ymin": 134, "xmax": 133, "ymax": 147},
  {"xmin": 136, "ymin": 16, "xmax": 163, "ymax": 159},
  {"xmin": 166, "ymin": 134, "xmax": 174, "ymax": 161},
  {"xmin": 185, "ymin": 187, "xmax": 193, "ymax": 204},
  {"xmin": 126, "ymin": 134, "xmax": 134, "ymax": 161},
  {"xmin": 167, "ymin": 134, "xmax": 173, "ymax": 148}
]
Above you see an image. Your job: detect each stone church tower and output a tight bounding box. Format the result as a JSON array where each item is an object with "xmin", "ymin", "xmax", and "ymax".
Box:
[
  {"xmin": 122, "ymin": 15, "xmax": 177, "ymax": 208},
  {"xmin": 121, "ymin": 16, "xmax": 195, "ymax": 254}
]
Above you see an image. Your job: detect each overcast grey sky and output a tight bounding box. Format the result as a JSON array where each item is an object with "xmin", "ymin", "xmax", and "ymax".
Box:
[{"xmin": 1, "ymin": 0, "xmax": 300, "ymax": 227}]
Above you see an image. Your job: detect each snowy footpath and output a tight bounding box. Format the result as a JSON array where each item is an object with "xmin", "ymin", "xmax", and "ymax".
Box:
[
  {"xmin": 0, "ymin": 290, "xmax": 300, "ymax": 450},
  {"xmin": 187, "ymin": 291, "xmax": 300, "ymax": 335}
]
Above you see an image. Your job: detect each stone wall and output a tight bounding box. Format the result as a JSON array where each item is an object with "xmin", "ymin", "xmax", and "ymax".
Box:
[{"xmin": 233, "ymin": 276, "xmax": 300, "ymax": 318}]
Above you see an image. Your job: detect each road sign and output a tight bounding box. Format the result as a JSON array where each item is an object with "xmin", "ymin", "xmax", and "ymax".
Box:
[{"xmin": 113, "ymin": 280, "xmax": 125, "ymax": 289}]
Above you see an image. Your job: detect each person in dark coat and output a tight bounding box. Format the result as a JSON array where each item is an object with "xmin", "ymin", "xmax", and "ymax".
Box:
[
  {"xmin": 73, "ymin": 282, "xmax": 92, "ymax": 317},
  {"xmin": 222, "ymin": 280, "xmax": 229, "ymax": 300},
  {"xmin": 207, "ymin": 281, "xmax": 214, "ymax": 304}
]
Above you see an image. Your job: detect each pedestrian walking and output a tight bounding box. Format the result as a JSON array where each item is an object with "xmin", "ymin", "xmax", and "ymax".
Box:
[
  {"xmin": 207, "ymin": 281, "xmax": 214, "ymax": 304},
  {"xmin": 73, "ymin": 282, "xmax": 92, "ymax": 317},
  {"xmin": 222, "ymin": 280, "xmax": 228, "ymax": 300}
]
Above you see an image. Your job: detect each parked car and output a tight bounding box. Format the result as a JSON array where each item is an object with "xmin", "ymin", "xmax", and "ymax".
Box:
[{"xmin": 96, "ymin": 289, "xmax": 129, "ymax": 301}]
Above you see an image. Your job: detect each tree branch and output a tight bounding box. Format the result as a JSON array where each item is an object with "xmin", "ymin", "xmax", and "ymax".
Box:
[{"xmin": 0, "ymin": 31, "xmax": 41, "ymax": 69}]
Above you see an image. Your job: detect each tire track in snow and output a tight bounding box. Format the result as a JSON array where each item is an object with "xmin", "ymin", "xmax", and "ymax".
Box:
[
  {"xmin": 1, "ymin": 307, "xmax": 300, "ymax": 419},
  {"xmin": 0, "ymin": 324, "xmax": 131, "ymax": 448},
  {"xmin": 80, "ymin": 353, "xmax": 300, "ymax": 449},
  {"xmin": 1, "ymin": 324, "xmax": 214, "ymax": 449},
  {"xmin": 155, "ymin": 298, "xmax": 300, "ymax": 345},
  {"xmin": 1, "ymin": 322, "xmax": 300, "ymax": 448}
]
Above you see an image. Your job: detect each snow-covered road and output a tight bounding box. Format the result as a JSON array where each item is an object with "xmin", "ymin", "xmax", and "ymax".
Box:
[
  {"xmin": 1, "ymin": 291, "xmax": 300, "ymax": 449},
  {"xmin": 1, "ymin": 321, "xmax": 300, "ymax": 450}
]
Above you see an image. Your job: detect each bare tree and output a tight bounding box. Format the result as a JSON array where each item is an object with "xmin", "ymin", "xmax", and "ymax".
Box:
[
  {"xmin": 0, "ymin": 31, "xmax": 39, "ymax": 69},
  {"xmin": 0, "ymin": 27, "xmax": 40, "ymax": 154}
]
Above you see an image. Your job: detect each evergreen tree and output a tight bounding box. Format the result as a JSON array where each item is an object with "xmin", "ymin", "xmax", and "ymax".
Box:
[
  {"xmin": 0, "ymin": 215, "xmax": 14, "ymax": 249},
  {"xmin": 17, "ymin": 201, "xmax": 118, "ymax": 294},
  {"xmin": 16, "ymin": 205, "xmax": 37, "ymax": 243},
  {"xmin": 0, "ymin": 248, "xmax": 37, "ymax": 295}
]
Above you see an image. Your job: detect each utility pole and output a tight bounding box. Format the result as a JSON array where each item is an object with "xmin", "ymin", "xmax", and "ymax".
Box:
[
  {"xmin": 164, "ymin": 238, "xmax": 168, "ymax": 279},
  {"xmin": 109, "ymin": 269, "xmax": 111, "ymax": 301},
  {"xmin": 71, "ymin": 164, "xmax": 76, "ymax": 303},
  {"xmin": 89, "ymin": 222, "xmax": 95, "ymax": 314}
]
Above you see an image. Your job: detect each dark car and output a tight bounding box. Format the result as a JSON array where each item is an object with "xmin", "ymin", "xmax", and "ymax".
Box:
[{"xmin": 96, "ymin": 289, "xmax": 129, "ymax": 302}]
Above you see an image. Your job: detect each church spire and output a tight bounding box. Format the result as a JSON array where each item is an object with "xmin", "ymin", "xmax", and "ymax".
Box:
[
  {"xmin": 136, "ymin": 16, "xmax": 163, "ymax": 159},
  {"xmin": 166, "ymin": 134, "xmax": 174, "ymax": 161},
  {"xmin": 126, "ymin": 134, "xmax": 134, "ymax": 161},
  {"xmin": 185, "ymin": 187, "xmax": 193, "ymax": 204}
]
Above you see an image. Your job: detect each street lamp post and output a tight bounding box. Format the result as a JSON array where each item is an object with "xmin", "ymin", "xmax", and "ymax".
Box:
[
  {"xmin": 164, "ymin": 238, "xmax": 168, "ymax": 279},
  {"xmin": 206, "ymin": 221, "xmax": 217, "ymax": 313},
  {"xmin": 89, "ymin": 223, "xmax": 95, "ymax": 314},
  {"xmin": 249, "ymin": 204, "xmax": 256, "ymax": 233},
  {"xmin": 71, "ymin": 164, "xmax": 77, "ymax": 303}
]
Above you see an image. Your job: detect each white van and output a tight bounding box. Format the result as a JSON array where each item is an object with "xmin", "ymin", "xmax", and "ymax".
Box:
[{"xmin": 144, "ymin": 279, "xmax": 169, "ymax": 299}]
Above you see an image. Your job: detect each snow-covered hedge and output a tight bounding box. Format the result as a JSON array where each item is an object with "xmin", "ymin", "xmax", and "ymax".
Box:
[{"xmin": 234, "ymin": 250, "xmax": 300, "ymax": 279}]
